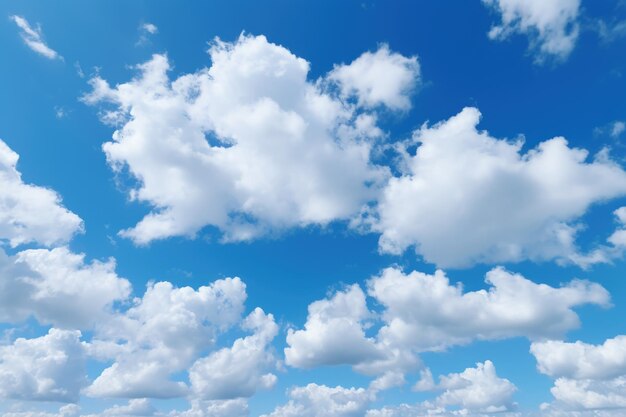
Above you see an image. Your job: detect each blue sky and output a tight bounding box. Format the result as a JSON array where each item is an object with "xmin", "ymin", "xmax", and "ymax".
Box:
[{"xmin": 2, "ymin": 1, "xmax": 626, "ymax": 416}]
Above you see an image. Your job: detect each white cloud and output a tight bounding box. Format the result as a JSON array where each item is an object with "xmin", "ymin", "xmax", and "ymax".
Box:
[
  {"xmin": 531, "ymin": 336, "xmax": 626, "ymax": 380},
  {"xmin": 532, "ymin": 335, "xmax": 626, "ymax": 411},
  {"xmin": 0, "ymin": 329, "xmax": 86, "ymax": 402},
  {"xmin": 86, "ymin": 277, "xmax": 247, "ymax": 398},
  {"xmin": 284, "ymin": 284, "xmax": 382, "ymax": 369},
  {"xmin": 263, "ymin": 362, "xmax": 514, "ymax": 417},
  {"xmin": 373, "ymin": 362, "xmax": 516, "ymax": 415},
  {"xmin": 189, "ymin": 308, "xmax": 279, "ymax": 400},
  {"xmin": 137, "ymin": 23, "xmax": 158, "ymax": 46},
  {"xmin": 373, "ymin": 107, "xmax": 626, "ymax": 268},
  {"xmin": 0, "ymin": 247, "xmax": 131, "ymax": 328},
  {"xmin": 285, "ymin": 265, "xmax": 606, "ymax": 384},
  {"xmin": 434, "ymin": 361, "xmax": 517, "ymax": 413},
  {"xmin": 370, "ymin": 266, "xmax": 609, "ymax": 352},
  {"xmin": 260, "ymin": 384, "xmax": 373, "ymax": 417},
  {"xmin": 1, "ymin": 404, "xmax": 80, "ymax": 417},
  {"xmin": 550, "ymin": 377, "xmax": 626, "ymax": 410},
  {"xmin": 84, "ymin": 34, "xmax": 391, "ymax": 244},
  {"xmin": 608, "ymin": 207, "xmax": 626, "ymax": 248},
  {"xmin": 328, "ymin": 45, "xmax": 420, "ymax": 111},
  {"xmin": 483, "ymin": 0, "xmax": 581, "ymax": 62},
  {"xmin": 141, "ymin": 23, "xmax": 158, "ymax": 35},
  {"xmin": 10, "ymin": 15, "xmax": 62, "ymax": 60},
  {"xmin": 0, "ymin": 139, "xmax": 83, "ymax": 248},
  {"xmin": 612, "ymin": 121, "xmax": 626, "ymax": 138},
  {"xmin": 87, "ymin": 399, "xmax": 156, "ymax": 417},
  {"xmin": 171, "ymin": 399, "xmax": 249, "ymax": 417}
]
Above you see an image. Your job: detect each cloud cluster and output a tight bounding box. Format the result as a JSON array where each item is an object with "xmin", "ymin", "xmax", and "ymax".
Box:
[
  {"xmin": 263, "ymin": 361, "xmax": 516, "ymax": 417},
  {"xmin": 85, "ymin": 39, "xmax": 626, "ymax": 270},
  {"xmin": 285, "ymin": 266, "xmax": 609, "ymax": 380},
  {"xmin": 532, "ymin": 336, "xmax": 626, "ymax": 410},
  {"xmin": 0, "ymin": 139, "xmax": 277, "ymax": 411},
  {"xmin": 0, "ymin": 329, "xmax": 86, "ymax": 402},
  {"xmin": 261, "ymin": 383, "xmax": 373, "ymax": 417},
  {"xmin": 6, "ymin": 28, "xmax": 626, "ymax": 417}
]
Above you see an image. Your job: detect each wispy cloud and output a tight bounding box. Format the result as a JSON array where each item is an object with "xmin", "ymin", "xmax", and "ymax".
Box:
[
  {"xmin": 136, "ymin": 22, "xmax": 158, "ymax": 46},
  {"xmin": 10, "ymin": 15, "xmax": 62, "ymax": 60}
]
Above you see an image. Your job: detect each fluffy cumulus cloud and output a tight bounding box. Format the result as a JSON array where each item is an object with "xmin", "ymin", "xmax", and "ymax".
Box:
[
  {"xmin": 0, "ymin": 140, "xmax": 129, "ymax": 328},
  {"xmin": 374, "ymin": 107, "xmax": 626, "ymax": 268},
  {"xmin": 432, "ymin": 361, "xmax": 516, "ymax": 413},
  {"xmin": 83, "ymin": 35, "xmax": 412, "ymax": 244},
  {"xmin": 260, "ymin": 383, "xmax": 373, "ymax": 417},
  {"xmin": 0, "ymin": 247, "xmax": 131, "ymax": 328},
  {"xmin": 10, "ymin": 15, "xmax": 62, "ymax": 60},
  {"xmin": 328, "ymin": 45, "xmax": 420, "ymax": 111},
  {"xmin": 532, "ymin": 336, "xmax": 626, "ymax": 411},
  {"xmin": 532, "ymin": 336, "xmax": 626, "ymax": 380},
  {"xmin": 0, "ymin": 329, "xmax": 86, "ymax": 402},
  {"xmin": 86, "ymin": 277, "xmax": 248, "ymax": 398},
  {"xmin": 2, "ymin": 405, "xmax": 80, "ymax": 417},
  {"xmin": 170, "ymin": 399, "xmax": 249, "ymax": 417},
  {"xmin": 0, "ymin": 139, "xmax": 82, "ymax": 248},
  {"xmin": 483, "ymin": 0, "xmax": 581, "ymax": 62},
  {"xmin": 285, "ymin": 284, "xmax": 382, "ymax": 369},
  {"xmin": 189, "ymin": 308, "xmax": 279, "ymax": 400},
  {"xmin": 608, "ymin": 207, "xmax": 626, "ymax": 248},
  {"xmin": 369, "ymin": 266, "xmax": 609, "ymax": 351},
  {"xmin": 285, "ymin": 265, "xmax": 607, "ymax": 385}
]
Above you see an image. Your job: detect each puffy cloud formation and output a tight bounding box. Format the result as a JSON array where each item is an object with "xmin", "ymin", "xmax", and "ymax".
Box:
[
  {"xmin": 10, "ymin": 15, "xmax": 62, "ymax": 60},
  {"xmin": 189, "ymin": 308, "xmax": 279, "ymax": 400},
  {"xmin": 0, "ymin": 139, "xmax": 82, "ymax": 248},
  {"xmin": 82, "ymin": 399, "xmax": 155, "ymax": 417},
  {"xmin": 2, "ymin": 405, "xmax": 80, "ymax": 417},
  {"xmin": 86, "ymin": 277, "xmax": 248, "ymax": 398},
  {"xmin": 433, "ymin": 361, "xmax": 517, "ymax": 413},
  {"xmin": 370, "ymin": 266, "xmax": 609, "ymax": 351},
  {"xmin": 260, "ymin": 384, "xmax": 373, "ymax": 417},
  {"xmin": 532, "ymin": 336, "xmax": 626, "ymax": 380},
  {"xmin": 266, "ymin": 362, "xmax": 514, "ymax": 417},
  {"xmin": 170, "ymin": 399, "xmax": 249, "ymax": 417},
  {"xmin": 483, "ymin": 0, "xmax": 581, "ymax": 62},
  {"xmin": 285, "ymin": 266, "xmax": 608, "ymax": 381},
  {"xmin": 375, "ymin": 107, "xmax": 626, "ymax": 268},
  {"xmin": 0, "ymin": 247, "xmax": 131, "ymax": 328},
  {"xmin": 0, "ymin": 329, "xmax": 86, "ymax": 402},
  {"xmin": 84, "ymin": 35, "xmax": 407, "ymax": 244},
  {"xmin": 532, "ymin": 336, "xmax": 626, "ymax": 410},
  {"xmin": 549, "ymin": 377, "xmax": 626, "ymax": 410},
  {"xmin": 608, "ymin": 207, "xmax": 626, "ymax": 248},
  {"xmin": 328, "ymin": 45, "xmax": 420, "ymax": 110},
  {"xmin": 285, "ymin": 284, "xmax": 381, "ymax": 369}
]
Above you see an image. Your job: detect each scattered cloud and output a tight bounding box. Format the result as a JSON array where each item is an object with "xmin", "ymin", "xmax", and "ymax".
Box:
[
  {"xmin": 285, "ymin": 266, "xmax": 608, "ymax": 382},
  {"xmin": 10, "ymin": 15, "xmax": 62, "ymax": 60},
  {"xmin": 430, "ymin": 361, "xmax": 517, "ymax": 413},
  {"xmin": 532, "ymin": 335, "xmax": 626, "ymax": 411},
  {"xmin": 328, "ymin": 45, "xmax": 420, "ymax": 110},
  {"xmin": 260, "ymin": 383, "xmax": 373, "ymax": 417},
  {"xmin": 371, "ymin": 107, "xmax": 626, "ymax": 268},
  {"xmin": 137, "ymin": 23, "xmax": 158, "ymax": 45},
  {"xmin": 0, "ymin": 139, "xmax": 83, "ymax": 248},
  {"xmin": 483, "ymin": 0, "xmax": 581, "ymax": 63}
]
